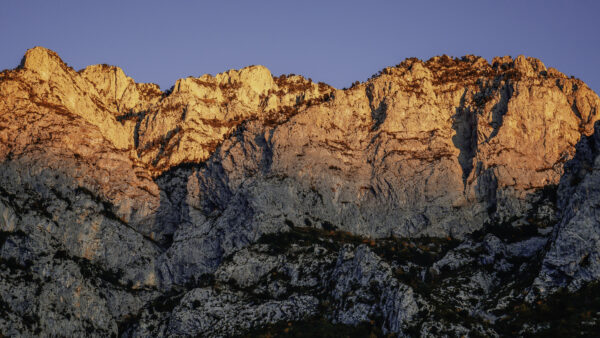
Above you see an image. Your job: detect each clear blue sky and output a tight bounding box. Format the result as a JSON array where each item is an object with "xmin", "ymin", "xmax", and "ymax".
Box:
[{"xmin": 1, "ymin": 1, "xmax": 599, "ymax": 93}]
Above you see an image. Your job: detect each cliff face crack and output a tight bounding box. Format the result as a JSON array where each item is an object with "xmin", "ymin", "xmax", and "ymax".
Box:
[
  {"xmin": 154, "ymin": 164, "xmax": 199, "ymax": 250},
  {"xmin": 452, "ymin": 90, "xmax": 478, "ymax": 189},
  {"xmin": 151, "ymin": 126, "xmax": 182, "ymax": 166},
  {"xmin": 115, "ymin": 109, "xmax": 147, "ymax": 149},
  {"xmin": 366, "ymin": 84, "xmax": 387, "ymax": 131},
  {"xmin": 486, "ymin": 82, "xmax": 514, "ymax": 142},
  {"xmin": 371, "ymin": 100, "xmax": 388, "ymax": 131},
  {"xmin": 114, "ymin": 67, "xmax": 119, "ymax": 113},
  {"xmin": 258, "ymin": 131, "xmax": 274, "ymax": 175},
  {"xmin": 133, "ymin": 111, "xmax": 145, "ymax": 150}
]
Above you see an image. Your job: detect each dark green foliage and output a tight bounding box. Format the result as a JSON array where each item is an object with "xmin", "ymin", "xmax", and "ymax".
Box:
[
  {"xmin": 242, "ymin": 317, "xmax": 384, "ymax": 338},
  {"xmin": 496, "ymin": 282, "xmax": 600, "ymax": 336}
]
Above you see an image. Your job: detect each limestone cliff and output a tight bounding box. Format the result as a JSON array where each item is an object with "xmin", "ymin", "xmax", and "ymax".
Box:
[{"xmin": 1, "ymin": 47, "xmax": 600, "ymax": 336}]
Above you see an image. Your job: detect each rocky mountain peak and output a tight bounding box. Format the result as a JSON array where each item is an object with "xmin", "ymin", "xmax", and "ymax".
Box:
[
  {"xmin": 79, "ymin": 63, "xmax": 162, "ymax": 115},
  {"xmin": 1, "ymin": 47, "xmax": 600, "ymax": 336},
  {"xmin": 18, "ymin": 46, "xmax": 71, "ymax": 80}
]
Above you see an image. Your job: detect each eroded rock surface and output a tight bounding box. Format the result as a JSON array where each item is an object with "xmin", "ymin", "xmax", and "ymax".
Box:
[
  {"xmin": 533, "ymin": 121, "xmax": 600, "ymax": 295},
  {"xmin": 1, "ymin": 47, "xmax": 600, "ymax": 336}
]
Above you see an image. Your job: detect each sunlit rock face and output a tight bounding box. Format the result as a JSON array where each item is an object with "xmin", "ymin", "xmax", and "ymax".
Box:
[{"xmin": 1, "ymin": 47, "xmax": 600, "ymax": 336}]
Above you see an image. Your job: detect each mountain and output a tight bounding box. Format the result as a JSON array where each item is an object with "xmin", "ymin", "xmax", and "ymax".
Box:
[{"xmin": 1, "ymin": 46, "xmax": 600, "ymax": 336}]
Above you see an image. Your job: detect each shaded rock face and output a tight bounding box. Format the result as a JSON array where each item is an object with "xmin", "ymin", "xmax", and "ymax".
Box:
[
  {"xmin": 532, "ymin": 121, "xmax": 600, "ymax": 295},
  {"xmin": 1, "ymin": 47, "xmax": 600, "ymax": 336}
]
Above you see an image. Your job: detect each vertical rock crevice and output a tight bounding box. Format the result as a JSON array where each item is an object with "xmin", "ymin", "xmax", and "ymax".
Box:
[
  {"xmin": 366, "ymin": 84, "xmax": 388, "ymax": 131},
  {"xmin": 486, "ymin": 81, "xmax": 514, "ymax": 142},
  {"xmin": 452, "ymin": 90, "xmax": 478, "ymax": 189}
]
